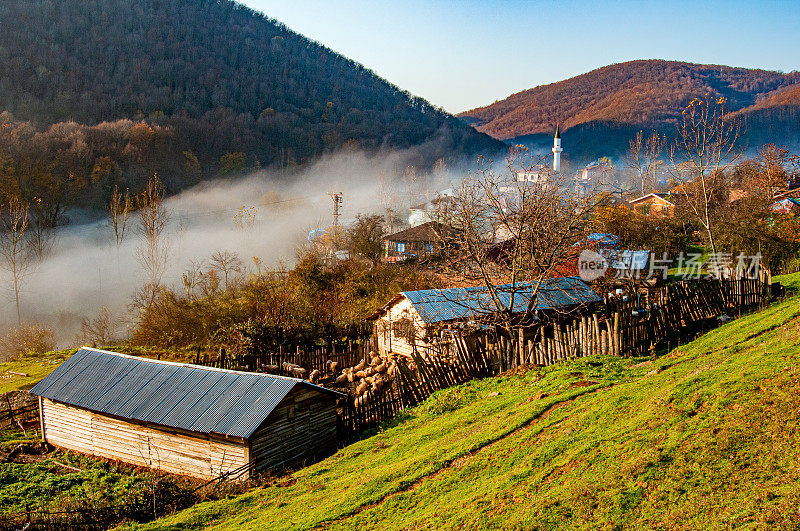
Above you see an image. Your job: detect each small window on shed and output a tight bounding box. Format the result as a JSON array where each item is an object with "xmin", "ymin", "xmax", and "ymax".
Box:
[{"xmin": 393, "ymin": 316, "xmax": 415, "ymax": 343}]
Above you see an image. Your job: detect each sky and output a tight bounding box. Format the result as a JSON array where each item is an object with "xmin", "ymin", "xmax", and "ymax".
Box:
[{"xmin": 242, "ymin": 0, "xmax": 800, "ymax": 114}]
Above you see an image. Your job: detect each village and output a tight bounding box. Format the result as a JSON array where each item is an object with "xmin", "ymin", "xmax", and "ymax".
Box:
[
  {"xmin": 2, "ymin": 103, "xmax": 799, "ymax": 527},
  {"xmin": 2, "ymin": 1, "xmax": 800, "ymax": 528}
]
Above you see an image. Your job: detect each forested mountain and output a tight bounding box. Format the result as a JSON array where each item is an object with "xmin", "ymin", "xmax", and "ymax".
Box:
[
  {"xmin": 459, "ymin": 60, "xmax": 800, "ymax": 160},
  {"xmin": 0, "ymin": 0, "xmax": 502, "ymax": 213}
]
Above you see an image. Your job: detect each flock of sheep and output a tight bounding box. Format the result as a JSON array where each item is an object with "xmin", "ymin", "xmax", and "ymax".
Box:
[{"xmin": 268, "ymin": 352, "xmax": 411, "ymax": 407}]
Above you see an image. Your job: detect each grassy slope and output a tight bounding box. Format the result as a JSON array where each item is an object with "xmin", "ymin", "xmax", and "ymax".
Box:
[
  {"xmin": 0, "ymin": 350, "xmax": 74, "ymax": 394},
  {"xmin": 0, "ymin": 346, "xmax": 195, "ymax": 394},
  {"xmin": 128, "ymin": 273, "xmax": 800, "ymax": 530}
]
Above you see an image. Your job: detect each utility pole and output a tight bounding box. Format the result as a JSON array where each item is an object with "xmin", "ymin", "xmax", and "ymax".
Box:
[{"xmin": 328, "ymin": 191, "xmax": 343, "ymax": 243}]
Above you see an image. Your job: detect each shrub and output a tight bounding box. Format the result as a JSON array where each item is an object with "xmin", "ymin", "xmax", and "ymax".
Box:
[{"xmin": 0, "ymin": 324, "xmax": 56, "ymax": 362}]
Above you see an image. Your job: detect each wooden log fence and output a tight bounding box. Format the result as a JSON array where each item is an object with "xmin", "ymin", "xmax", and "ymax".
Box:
[
  {"xmin": 0, "ymin": 403, "xmax": 38, "ymax": 430},
  {"xmin": 336, "ymin": 344, "xmax": 494, "ymax": 438},
  {"xmin": 195, "ymin": 335, "xmax": 372, "ymax": 380},
  {"xmin": 476, "ymin": 275, "xmax": 776, "ymax": 369}
]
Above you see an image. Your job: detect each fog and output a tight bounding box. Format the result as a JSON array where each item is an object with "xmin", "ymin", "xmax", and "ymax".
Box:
[{"xmin": 0, "ymin": 149, "xmax": 465, "ymax": 347}]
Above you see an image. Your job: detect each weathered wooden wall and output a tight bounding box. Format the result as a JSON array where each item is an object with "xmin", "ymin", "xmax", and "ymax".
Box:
[
  {"xmin": 40, "ymin": 398, "xmax": 249, "ymax": 480},
  {"xmin": 249, "ymin": 387, "xmax": 338, "ymax": 471},
  {"xmin": 374, "ymin": 296, "xmax": 437, "ymax": 358}
]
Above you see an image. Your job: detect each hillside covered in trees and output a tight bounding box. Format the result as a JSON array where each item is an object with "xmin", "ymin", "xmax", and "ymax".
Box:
[
  {"xmin": 0, "ymin": 0, "xmax": 502, "ymax": 212},
  {"xmin": 459, "ymin": 60, "xmax": 800, "ymax": 160}
]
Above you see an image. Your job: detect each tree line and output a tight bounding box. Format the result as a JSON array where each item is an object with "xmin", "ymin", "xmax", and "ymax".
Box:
[{"xmin": 0, "ymin": 0, "xmax": 500, "ymax": 181}]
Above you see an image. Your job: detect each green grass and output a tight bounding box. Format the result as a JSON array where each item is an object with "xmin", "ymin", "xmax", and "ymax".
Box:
[
  {"xmin": 125, "ymin": 276, "xmax": 800, "ymax": 530},
  {"xmin": 0, "ymin": 345, "xmax": 201, "ymax": 395},
  {"xmin": 0, "ymin": 447, "xmax": 213, "ymax": 529},
  {"xmin": 0, "ymin": 350, "xmax": 75, "ymax": 393},
  {"xmin": 0, "ymin": 450, "xmax": 153, "ymax": 515}
]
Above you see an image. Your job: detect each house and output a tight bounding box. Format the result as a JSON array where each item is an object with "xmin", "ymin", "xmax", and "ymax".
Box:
[
  {"xmin": 408, "ymin": 191, "xmax": 455, "ymax": 227},
  {"xmin": 366, "ymin": 277, "xmax": 601, "ymax": 357},
  {"xmin": 575, "ymin": 157, "xmax": 614, "ymax": 195},
  {"xmin": 561, "ymin": 235, "xmax": 649, "ymax": 279},
  {"xmin": 771, "ymin": 197, "xmax": 800, "ymax": 215},
  {"xmin": 628, "ymin": 192, "xmax": 676, "ymax": 218},
  {"xmin": 384, "ymin": 221, "xmax": 449, "ymax": 262},
  {"xmin": 31, "ymin": 348, "xmax": 343, "ymax": 480}
]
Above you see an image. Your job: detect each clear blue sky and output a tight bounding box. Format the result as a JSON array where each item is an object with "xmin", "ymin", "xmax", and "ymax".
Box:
[{"xmin": 242, "ymin": 0, "xmax": 800, "ymax": 114}]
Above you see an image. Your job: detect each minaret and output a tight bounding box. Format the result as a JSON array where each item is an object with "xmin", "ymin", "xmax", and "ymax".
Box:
[{"xmin": 552, "ymin": 123, "xmax": 562, "ymax": 172}]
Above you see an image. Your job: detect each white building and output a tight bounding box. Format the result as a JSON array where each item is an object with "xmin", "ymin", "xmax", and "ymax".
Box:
[{"xmin": 514, "ymin": 125, "xmax": 562, "ymax": 185}]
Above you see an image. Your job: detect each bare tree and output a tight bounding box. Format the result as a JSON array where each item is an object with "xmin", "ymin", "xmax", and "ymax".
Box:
[
  {"xmin": 77, "ymin": 307, "xmax": 118, "ymax": 346},
  {"xmin": 626, "ymin": 130, "xmax": 665, "ymax": 194},
  {"xmin": 210, "ymin": 250, "xmax": 242, "ymax": 290},
  {"xmin": 755, "ymin": 143, "xmax": 791, "ymax": 196},
  {"xmin": 108, "ymin": 185, "xmax": 132, "ymax": 249},
  {"xmin": 669, "ymin": 95, "xmax": 742, "ymax": 262},
  {"xmin": 28, "ymin": 197, "xmax": 59, "ymax": 262},
  {"xmin": 435, "ymin": 150, "xmax": 600, "ymax": 336},
  {"xmin": 233, "ymin": 205, "xmax": 258, "ymax": 230},
  {"xmin": 136, "ymin": 174, "xmax": 170, "ymax": 287},
  {"xmin": 0, "ymin": 197, "xmax": 31, "ymax": 325},
  {"xmin": 181, "ymin": 259, "xmax": 205, "ymax": 300}
]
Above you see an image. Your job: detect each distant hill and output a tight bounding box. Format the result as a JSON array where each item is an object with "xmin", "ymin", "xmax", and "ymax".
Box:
[
  {"xmin": 0, "ymin": 0, "xmax": 502, "ymax": 210},
  {"xmin": 459, "ymin": 60, "xmax": 800, "ymax": 161}
]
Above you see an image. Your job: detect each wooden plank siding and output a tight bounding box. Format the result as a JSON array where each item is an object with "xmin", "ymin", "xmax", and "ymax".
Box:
[
  {"xmin": 248, "ymin": 386, "xmax": 338, "ymax": 472},
  {"xmin": 40, "ymin": 398, "xmax": 249, "ymax": 480}
]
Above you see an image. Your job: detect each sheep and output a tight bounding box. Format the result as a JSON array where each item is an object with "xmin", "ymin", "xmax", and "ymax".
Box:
[
  {"xmin": 308, "ymin": 369, "xmax": 321, "ymax": 383},
  {"xmin": 347, "ymin": 371, "xmax": 355, "ymax": 382},
  {"xmin": 355, "ymin": 393, "xmax": 372, "ymax": 408},
  {"xmin": 352, "ymin": 359, "xmax": 366, "ymax": 372},
  {"xmin": 355, "ymin": 370, "xmax": 367, "ymax": 379},
  {"xmin": 374, "ymin": 362, "xmax": 387, "ymax": 373},
  {"xmin": 371, "ymin": 377, "xmax": 385, "ymax": 392},
  {"xmin": 290, "ymin": 367, "xmax": 307, "ymax": 378},
  {"xmin": 355, "ymin": 381, "xmax": 369, "ymax": 395},
  {"xmin": 335, "ymin": 373, "xmax": 348, "ymax": 384},
  {"xmin": 329, "ymin": 361, "xmax": 339, "ymax": 373}
]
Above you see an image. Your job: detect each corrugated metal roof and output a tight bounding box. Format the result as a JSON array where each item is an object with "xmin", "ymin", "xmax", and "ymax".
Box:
[
  {"xmin": 401, "ymin": 276, "xmax": 601, "ymax": 324},
  {"xmin": 30, "ymin": 348, "xmax": 342, "ymax": 439}
]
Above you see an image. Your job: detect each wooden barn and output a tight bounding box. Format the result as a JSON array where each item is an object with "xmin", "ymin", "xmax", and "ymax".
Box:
[
  {"xmin": 30, "ymin": 348, "xmax": 343, "ymax": 480},
  {"xmin": 367, "ymin": 277, "xmax": 601, "ymax": 357}
]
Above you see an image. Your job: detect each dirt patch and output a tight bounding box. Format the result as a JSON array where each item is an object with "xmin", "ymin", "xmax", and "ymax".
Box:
[
  {"xmin": 570, "ymin": 380, "xmax": 599, "ymax": 388},
  {"xmin": 499, "ymin": 365, "xmax": 536, "ymax": 377}
]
